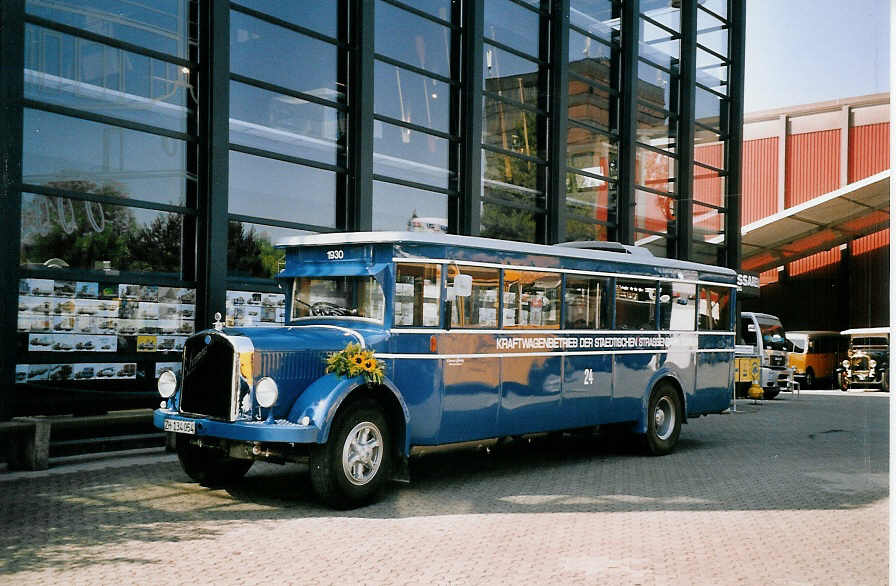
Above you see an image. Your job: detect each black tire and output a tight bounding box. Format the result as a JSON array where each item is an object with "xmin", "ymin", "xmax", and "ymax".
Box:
[
  {"xmin": 310, "ymin": 399, "xmax": 392, "ymax": 509},
  {"xmin": 175, "ymin": 435, "xmax": 253, "ymax": 486},
  {"xmin": 735, "ymin": 382, "xmax": 750, "ymax": 399},
  {"xmin": 763, "ymin": 388, "xmax": 780, "ymax": 400},
  {"xmin": 643, "ymin": 383, "xmax": 681, "ymax": 456},
  {"xmin": 804, "ymin": 369, "xmax": 815, "ymax": 390}
]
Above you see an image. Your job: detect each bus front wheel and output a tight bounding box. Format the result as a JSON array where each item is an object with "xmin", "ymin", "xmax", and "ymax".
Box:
[
  {"xmin": 310, "ymin": 399, "xmax": 392, "ymax": 509},
  {"xmin": 643, "ymin": 383, "xmax": 681, "ymax": 456},
  {"xmin": 175, "ymin": 435, "xmax": 253, "ymax": 486}
]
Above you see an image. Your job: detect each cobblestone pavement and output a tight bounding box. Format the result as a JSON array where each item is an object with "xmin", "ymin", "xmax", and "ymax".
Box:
[{"xmin": 0, "ymin": 391, "xmax": 888, "ymax": 585}]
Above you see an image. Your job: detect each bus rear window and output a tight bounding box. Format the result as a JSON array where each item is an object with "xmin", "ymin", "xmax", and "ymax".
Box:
[{"xmin": 698, "ymin": 286, "xmax": 731, "ymax": 331}]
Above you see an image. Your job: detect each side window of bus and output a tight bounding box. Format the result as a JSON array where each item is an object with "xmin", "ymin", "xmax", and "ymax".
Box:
[
  {"xmin": 450, "ymin": 266, "xmax": 499, "ymax": 328},
  {"xmin": 394, "ymin": 263, "xmax": 442, "ymax": 327},
  {"xmin": 564, "ymin": 276, "xmax": 610, "ymax": 329},
  {"xmin": 615, "ymin": 279, "xmax": 657, "ymax": 330},
  {"xmin": 502, "ymin": 270, "xmax": 561, "ymax": 329},
  {"xmin": 698, "ymin": 286, "xmax": 732, "ymax": 331},
  {"xmin": 658, "ymin": 282, "xmax": 696, "ymax": 330}
]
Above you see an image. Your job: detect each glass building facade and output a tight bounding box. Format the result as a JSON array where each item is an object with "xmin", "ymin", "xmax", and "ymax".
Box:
[{"xmin": 0, "ymin": 0, "xmax": 745, "ymax": 416}]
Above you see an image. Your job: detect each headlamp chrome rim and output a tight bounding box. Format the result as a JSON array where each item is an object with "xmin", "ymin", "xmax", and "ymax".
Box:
[
  {"xmin": 158, "ymin": 370, "xmax": 178, "ymax": 399},
  {"xmin": 255, "ymin": 377, "xmax": 279, "ymax": 408}
]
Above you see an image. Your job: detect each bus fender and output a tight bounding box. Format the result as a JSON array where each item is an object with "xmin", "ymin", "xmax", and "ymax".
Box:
[
  {"xmin": 286, "ymin": 373, "xmax": 411, "ymax": 452},
  {"xmin": 634, "ymin": 370, "xmax": 687, "ymax": 434}
]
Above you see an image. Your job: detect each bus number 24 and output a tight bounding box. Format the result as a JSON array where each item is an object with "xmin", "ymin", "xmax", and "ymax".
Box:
[{"xmin": 584, "ymin": 368, "xmax": 594, "ymax": 385}]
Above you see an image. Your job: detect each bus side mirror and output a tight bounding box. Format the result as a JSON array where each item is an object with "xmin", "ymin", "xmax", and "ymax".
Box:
[{"xmin": 453, "ymin": 274, "xmax": 473, "ymax": 297}]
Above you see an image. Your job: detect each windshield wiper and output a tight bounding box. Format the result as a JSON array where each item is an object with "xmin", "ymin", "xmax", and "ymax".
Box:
[{"xmin": 294, "ymin": 298, "xmax": 358, "ymax": 317}]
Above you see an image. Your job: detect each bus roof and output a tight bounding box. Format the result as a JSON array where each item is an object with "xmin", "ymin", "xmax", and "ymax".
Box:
[
  {"xmin": 841, "ymin": 327, "xmax": 890, "ymax": 338},
  {"xmin": 278, "ymin": 231, "xmax": 736, "ymax": 278}
]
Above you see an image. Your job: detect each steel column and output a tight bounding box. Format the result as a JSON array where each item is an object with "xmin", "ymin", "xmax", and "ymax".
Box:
[
  {"xmin": 0, "ymin": 0, "xmax": 25, "ymax": 419},
  {"xmin": 459, "ymin": 0, "xmax": 484, "ymax": 236},
  {"xmin": 348, "ymin": 0, "xmax": 374, "ymax": 231},
  {"xmin": 676, "ymin": 0, "xmax": 697, "ymax": 260},
  {"xmin": 194, "ymin": 0, "xmax": 229, "ymax": 330},
  {"xmin": 546, "ymin": 0, "xmax": 569, "ymax": 244},
  {"xmin": 616, "ymin": 0, "xmax": 639, "ymax": 245},
  {"xmin": 725, "ymin": 0, "xmax": 746, "ymax": 271}
]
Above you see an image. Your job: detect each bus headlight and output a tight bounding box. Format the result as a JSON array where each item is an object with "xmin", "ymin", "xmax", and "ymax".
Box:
[
  {"xmin": 869, "ymin": 360, "xmax": 877, "ymax": 369},
  {"xmin": 158, "ymin": 370, "xmax": 177, "ymax": 399},
  {"xmin": 255, "ymin": 377, "xmax": 279, "ymax": 408},
  {"xmin": 842, "ymin": 359, "xmax": 849, "ymax": 368}
]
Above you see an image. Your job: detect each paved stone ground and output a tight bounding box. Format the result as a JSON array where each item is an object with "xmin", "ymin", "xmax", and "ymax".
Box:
[{"xmin": 0, "ymin": 391, "xmax": 888, "ymax": 585}]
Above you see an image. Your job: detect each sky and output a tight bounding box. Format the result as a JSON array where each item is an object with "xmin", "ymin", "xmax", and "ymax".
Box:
[{"xmin": 744, "ymin": 0, "xmax": 889, "ymax": 113}]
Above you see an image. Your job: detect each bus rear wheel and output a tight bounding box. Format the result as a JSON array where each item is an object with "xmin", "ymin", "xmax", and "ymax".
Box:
[
  {"xmin": 643, "ymin": 383, "xmax": 681, "ymax": 456},
  {"xmin": 310, "ymin": 399, "xmax": 392, "ymax": 509}
]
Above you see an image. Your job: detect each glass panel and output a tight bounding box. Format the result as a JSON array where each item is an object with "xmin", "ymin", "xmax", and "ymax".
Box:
[
  {"xmin": 402, "ymin": 0, "xmax": 453, "ymax": 21},
  {"xmin": 697, "ymin": 9, "xmax": 728, "ymax": 57},
  {"xmin": 566, "ymin": 172, "xmax": 612, "ymax": 223},
  {"xmin": 450, "ymin": 266, "xmax": 499, "ymax": 328},
  {"xmin": 694, "ymin": 204, "xmax": 725, "ymax": 243},
  {"xmin": 21, "ymin": 192, "xmax": 183, "ymax": 273},
  {"xmin": 567, "ymin": 125, "xmax": 617, "ymax": 176},
  {"xmin": 637, "ymin": 106, "xmax": 676, "ymax": 152},
  {"xmin": 692, "ymin": 240, "xmax": 723, "ymax": 267},
  {"xmin": 698, "ymin": 286, "xmax": 732, "ymax": 331},
  {"xmin": 480, "ymin": 201, "xmax": 538, "ymax": 243},
  {"xmin": 634, "ymin": 232, "xmax": 670, "ymax": 258},
  {"xmin": 641, "ymin": 1, "xmax": 680, "ymax": 32},
  {"xmin": 697, "ymin": 47, "xmax": 728, "ymax": 94},
  {"xmin": 636, "ymin": 148, "xmax": 676, "ymax": 193},
  {"xmin": 373, "ymin": 121, "xmax": 452, "ymax": 188},
  {"xmin": 700, "ymin": 0, "xmax": 728, "ymax": 19},
  {"xmin": 231, "ymin": 11, "xmax": 341, "ymax": 102},
  {"xmin": 693, "ymin": 163, "xmax": 725, "ymax": 206},
  {"xmin": 635, "ymin": 190, "xmax": 675, "ymax": 235},
  {"xmin": 226, "ymin": 288, "xmax": 287, "ymax": 327},
  {"xmin": 483, "ymin": 151, "xmax": 541, "ymax": 205},
  {"xmin": 615, "ymin": 279, "xmax": 657, "ymax": 330},
  {"xmin": 696, "ymin": 86, "xmax": 727, "ymax": 129},
  {"xmin": 25, "ymin": 0, "xmax": 192, "ymax": 58},
  {"xmin": 291, "ymin": 277, "xmax": 385, "ymax": 324},
  {"xmin": 502, "ymin": 270, "xmax": 561, "ymax": 329},
  {"xmin": 483, "ymin": 97, "xmax": 543, "ymax": 155},
  {"xmin": 658, "ymin": 282, "xmax": 696, "ymax": 331},
  {"xmin": 695, "ymin": 125, "xmax": 724, "ymax": 148},
  {"xmin": 638, "ymin": 60, "xmax": 675, "ymax": 115},
  {"xmin": 569, "ymin": 29, "xmax": 612, "ymax": 63},
  {"xmin": 566, "ymin": 216, "xmax": 611, "ymax": 242},
  {"xmin": 568, "ymin": 81, "xmax": 613, "ymax": 130},
  {"xmin": 570, "ymin": 0, "xmax": 617, "ymax": 41},
  {"xmin": 564, "ymin": 276, "xmax": 610, "ymax": 329},
  {"xmin": 641, "ymin": 17, "xmax": 679, "ymax": 63},
  {"xmin": 375, "ymin": 1, "xmax": 451, "ymax": 78},
  {"xmin": 228, "ymin": 151, "xmax": 336, "ymax": 227},
  {"xmin": 228, "ymin": 220, "xmax": 314, "ymax": 279},
  {"xmin": 484, "ymin": 0, "xmax": 540, "ymax": 56},
  {"xmin": 23, "ymin": 109, "xmax": 189, "ymax": 207},
  {"xmin": 372, "ymin": 181, "xmax": 448, "ymax": 232},
  {"xmin": 25, "ymin": 26, "xmax": 189, "ymax": 133},
  {"xmin": 374, "ymin": 61, "xmax": 450, "ymax": 133},
  {"xmin": 233, "ymin": 0, "xmax": 337, "ymax": 37},
  {"xmin": 230, "ymin": 81, "xmax": 343, "ymax": 164},
  {"xmin": 394, "ymin": 263, "xmax": 442, "ymax": 327},
  {"xmin": 484, "ymin": 46, "xmax": 544, "ymax": 107}
]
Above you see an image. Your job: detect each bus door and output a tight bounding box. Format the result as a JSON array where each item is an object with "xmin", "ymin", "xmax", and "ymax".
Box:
[
  {"xmin": 695, "ymin": 285, "xmax": 733, "ymax": 412},
  {"xmin": 496, "ymin": 271, "xmax": 564, "ymax": 436}
]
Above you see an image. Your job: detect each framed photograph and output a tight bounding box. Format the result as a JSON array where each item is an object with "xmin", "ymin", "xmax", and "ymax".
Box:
[
  {"xmin": 27, "ymin": 364, "xmax": 50, "ymax": 381},
  {"xmin": 155, "ymin": 362, "xmax": 182, "ymax": 378},
  {"xmin": 178, "ymin": 288, "xmax": 196, "ymax": 304},
  {"xmin": 96, "ymin": 318, "xmax": 118, "ymax": 334},
  {"xmin": 75, "ymin": 299, "xmax": 99, "ymax": 317},
  {"xmin": 118, "ymin": 300, "xmax": 139, "ymax": 319},
  {"xmin": 159, "ymin": 303, "xmax": 178, "ymax": 320},
  {"xmin": 26, "ymin": 279, "xmax": 54, "ymax": 297},
  {"xmin": 29, "ymin": 317, "xmax": 52, "ymax": 333},
  {"xmin": 138, "ymin": 302, "xmax": 160, "ymax": 320},
  {"xmin": 139, "ymin": 285, "xmax": 159, "ymax": 302},
  {"xmin": 115, "ymin": 363, "xmax": 137, "ymax": 379},
  {"xmin": 137, "ymin": 335, "xmax": 158, "ymax": 352},
  {"xmin": 119, "ymin": 284, "xmax": 141, "ymax": 300},
  {"xmin": 73, "ymin": 316, "xmax": 95, "ymax": 335},
  {"xmin": 51, "ymin": 298, "xmax": 76, "ymax": 315},
  {"xmin": 15, "ymin": 364, "xmax": 28, "ymax": 383},
  {"xmin": 75, "ymin": 282, "xmax": 99, "ymax": 298},
  {"xmin": 72, "ymin": 364, "xmax": 97, "ymax": 380},
  {"xmin": 53, "ymin": 280, "xmax": 76, "ymax": 297},
  {"xmin": 51, "ymin": 316, "xmax": 75, "ymax": 333},
  {"xmin": 49, "ymin": 364, "xmax": 73, "ymax": 381},
  {"xmin": 51, "ymin": 336, "xmax": 75, "ymax": 352},
  {"xmin": 158, "ymin": 286, "xmax": 179, "ymax": 303}
]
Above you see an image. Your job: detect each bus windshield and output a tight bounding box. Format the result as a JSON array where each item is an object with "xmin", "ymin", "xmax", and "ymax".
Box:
[
  {"xmin": 291, "ymin": 276, "xmax": 385, "ymax": 323},
  {"xmin": 786, "ymin": 333, "xmax": 807, "ymax": 353},
  {"xmin": 757, "ymin": 317, "xmax": 788, "ymax": 350}
]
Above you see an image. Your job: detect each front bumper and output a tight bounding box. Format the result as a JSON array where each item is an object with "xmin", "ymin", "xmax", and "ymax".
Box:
[{"xmin": 154, "ymin": 408, "xmax": 321, "ymax": 444}]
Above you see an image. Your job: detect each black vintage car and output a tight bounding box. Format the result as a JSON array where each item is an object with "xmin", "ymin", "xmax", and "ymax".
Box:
[{"xmin": 837, "ymin": 328, "xmax": 889, "ymax": 392}]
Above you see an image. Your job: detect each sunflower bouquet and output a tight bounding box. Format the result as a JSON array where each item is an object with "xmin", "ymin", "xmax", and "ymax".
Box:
[{"xmin": 325, "ymin": 342, "xmax": 384, "ymax": 384}]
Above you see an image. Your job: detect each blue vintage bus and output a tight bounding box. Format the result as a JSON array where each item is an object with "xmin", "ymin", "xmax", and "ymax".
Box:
[{"xmin": 154, "ymin": 232, "xmax": 736, "ymax": 507}]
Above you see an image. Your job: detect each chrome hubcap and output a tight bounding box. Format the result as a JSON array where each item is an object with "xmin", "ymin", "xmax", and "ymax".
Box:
[
  {"xmin": 654, "ymin": 397, "xmax": 675, "ymax": 440},
  {"xmin": 342, "ymin": 421, "xmax": 383, "ymax": 486}
]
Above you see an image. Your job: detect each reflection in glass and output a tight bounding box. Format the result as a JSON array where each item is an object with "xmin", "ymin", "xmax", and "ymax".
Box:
[
  {"xmin": 373, "ymin": 121, "xmax": 452, "ymax": 189},
  {"xmin": 658, "ymin": 281, "xmax": 696, "ymax": 331},
  {"xmin": 697, "ymin": 9, "xmax": 728, "ymax": 57},
  {"xmin": 641, "ymin": 1, "xmax": 680, "ymax": 32},
  {"xmin": 637, "ymin": 106, "xmax": 676, "ymax": 152},
  {"xmin": 696, "ymin": 86, "xmax": 727, "ymax": 128},
  {"xmin": 375, "ymin": 1, "xmax": 451, "ymax": 78},
  {"xmin": 566, "ymin": 216, "xmax": 610, "ymax": 243},
  {"xmin": 693, "ymin": 204, "xmax": 725, "ymax": 242},
  {"xmin": 483, "ymin": 97, "xmax": 543, "ymax": 156},
  {"xmin": 693, "ymin": 241, "xmax": 724, "ymax": 269},
  {"xmin": 374, "ymin": 61, "xmax": 449, "ymax": 132},
  {"xmin": 25, "ymin": 0, "xmax": 193, "ymax": 58},
  {"xmin": 483, "ymin": 46, "xmax": 544, "ymax": 108},
  {"xmin": 291, "ymin": 276, "xmax": 385, "ymax": 323},
  {"xmin": 564, "ymin": 276, "xmax": 610, "ymax": 329},
  {"xmin": 566, "ymin": 172, "xmax": 612, "ymax": 223},
  {"xmin": 693, "ymin": 162, "xmax": 725, "ymax": 206},
  {"xmin": 484, "ymin": 0, "xmax": 540, "ymax": 56},
  {"xmin": 394, "ymin": 263, "xmax": 442, "ymax": 327},
  {"xmin": 568, "ymin": 81, "xmax": 613, "ymax": 131},
  {"xmin": 638, "ymin": 60, "xmax": 675, "ymax": 115},
  {"xmin": 20, "ymin": 192, "xmax": 183, "ymax": 273},
  {"xmin": 568, "ymin": 125, "xmax": 617, "ymax": 175},
  {"xmin": 640, "ymin": 18, "xmax": 680, "ymax": 63},
  {"xmin": 23, "ymin": 109, "xmax": 190, "ymax": 207},
  {"xmin": 228, "ymin": 151, "xmax": 336, "ymax": 227},
  {"xmin": 230, "ymin": 81, "xmax": 343, "ymax": 164},
  {"xmin": 480, "ymin": 201, "xmax": 537, "ymax": 243},
  {"xmin": 615, "ymin": 279, "xmax": 657, "ymax": 330},
  {"xmin": 25, "ymin": 25, "xmax": 189, "ymax": 133},
  {"xmin": 230, "ymin": 11, "xmax": 341, "ymax": 101},
  {"xmin": 697, "ymin": 47, "xmax": 728, "ymax": 92},
  {"xmin": 483, "ymin": 151, "xmax": 541, "ymax": 205},
  {"xmin": 233, "ymin": 1, "xmax": 338, "ymax": 37},
  {"xmin": 228, "ymin": 220, "xmax": 314, "ymax": 279},
  {"xmin": 569, "ymin": 29, "xmax": 612, "ymax": 63},
  {"xmin": 636, "ymin": 147, "xmax": 676, "ymax": 193},
  {"xmin": 635, "ymin": 190, "xmax": 675, "ymax": 235},
  {"xmin": 372, "ymin": 181, "xmax": 448, "ymax": 232},
  {"xmin": 634, "ymin": 232, "xmax": 669, "ymax": 258},
  {"xmin": 570, "ymin": 0, "xmax": 616, "ymax": 40},
  {"xmin": 502, "ymin": 270, "xmax": 561, "ymax": 329},
  {"xmin": 450, "ymin": 266, "xmax": 499, "ymax": 328}
]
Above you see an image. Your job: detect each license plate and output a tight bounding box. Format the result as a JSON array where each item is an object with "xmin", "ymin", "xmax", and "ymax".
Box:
[{"xmin": 164, "ymin": 418, "xmax": 196, "ymax": 434}]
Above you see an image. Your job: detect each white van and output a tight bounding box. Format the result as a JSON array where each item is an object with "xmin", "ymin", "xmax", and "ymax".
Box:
[{"xmin": 736, "ymin": 312, "xmax": 794, "ymax": 399}]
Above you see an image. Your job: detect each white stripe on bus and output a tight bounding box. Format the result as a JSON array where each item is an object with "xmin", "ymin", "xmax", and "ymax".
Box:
[
  {"xmin": 375, "ymin": 348, "xmax": 735, "ymax": 360},
  {"xmin": 389, "ymin": 328, "xmax": 735, "ymax": 336}
]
